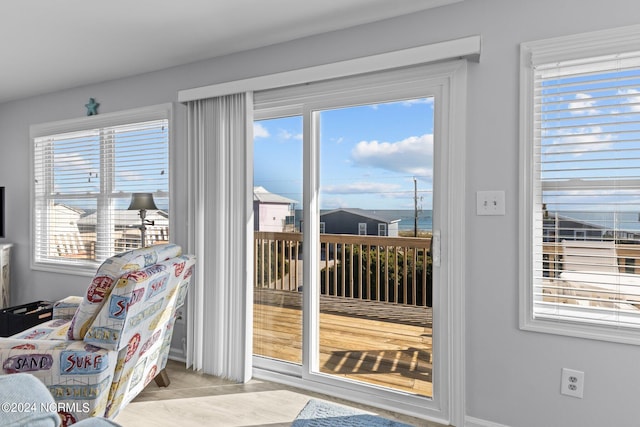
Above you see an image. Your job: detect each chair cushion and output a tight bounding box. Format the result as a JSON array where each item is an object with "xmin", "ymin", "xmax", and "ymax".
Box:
[
  {"xmin": 10, "ymin": 318, "xmax": 71, "ymax": 340},
  {"xmin": 68, "ymin": 244, "xmax": 182, "ymax": 340}
]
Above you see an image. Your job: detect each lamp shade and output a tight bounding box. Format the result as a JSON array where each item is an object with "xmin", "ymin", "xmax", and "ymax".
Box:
[{"xmin": 128, "ymin": 193, "xmax": 158, "ymax": 211}]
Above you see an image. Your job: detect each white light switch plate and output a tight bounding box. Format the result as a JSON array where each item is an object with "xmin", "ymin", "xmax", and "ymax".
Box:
[{"xmin": 476, "ymin": 191, "xmax": 506, "ymax": 216}]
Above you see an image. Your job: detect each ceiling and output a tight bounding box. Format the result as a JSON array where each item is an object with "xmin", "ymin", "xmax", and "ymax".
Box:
[{"xmin": 0, "ymin": 0, "xmax": 458, "ymax": 105}]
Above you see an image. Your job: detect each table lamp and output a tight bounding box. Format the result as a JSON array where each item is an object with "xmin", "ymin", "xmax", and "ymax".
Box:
[{"xmin": 128, "ymin": 193, "xmax": 157, "ymax": 247}]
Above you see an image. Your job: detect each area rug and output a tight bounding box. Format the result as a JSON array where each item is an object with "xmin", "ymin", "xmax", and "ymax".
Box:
[{"xmin": 292, "ymin": 399, "xmax": 413, "ymax": 427}]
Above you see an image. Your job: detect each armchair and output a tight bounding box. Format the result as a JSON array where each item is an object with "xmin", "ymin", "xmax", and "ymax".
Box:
[{"xmin": 0, "ymin": 244, "xmax": 195, "ymax": 425}]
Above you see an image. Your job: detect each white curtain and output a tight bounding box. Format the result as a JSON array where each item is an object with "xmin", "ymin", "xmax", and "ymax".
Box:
[{"xmin": 185, "ymin": 93, "xmax": 254, "ymax": 383}]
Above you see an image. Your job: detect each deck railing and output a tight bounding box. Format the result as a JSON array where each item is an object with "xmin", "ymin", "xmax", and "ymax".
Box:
[
  {"xmin": 543, "ymin": 242, "xmax": 640, "ymax": 277},
  {"xmin": 254, "ymin": 231, "xmax": 432, "ymax": 307}
]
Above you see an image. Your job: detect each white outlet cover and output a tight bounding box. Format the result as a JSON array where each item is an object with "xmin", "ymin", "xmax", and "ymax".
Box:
[{"xmin": 561, "ymin": 368, "xmax": 585, "ymax": 398}]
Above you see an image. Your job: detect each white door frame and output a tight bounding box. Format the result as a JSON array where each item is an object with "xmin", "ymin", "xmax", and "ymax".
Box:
[{"xmin": 253, "ymin": 60, "xmax": 467, "ymax": 426}]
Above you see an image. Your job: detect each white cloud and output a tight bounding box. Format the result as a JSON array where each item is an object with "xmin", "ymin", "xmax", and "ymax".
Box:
[
  {"xmin": 351, "ymin": 134, "xmax": 433, "ymax": 176},
  {"xmin": 278, "ymin": 129, "xmax": 302, "ymax": 140},
  {"xmin": 117, "ymin": 170, "xmax": 146, "ymax": 182},
  {"xmin": 619, "ymin": 88, "xmax": 640, "ymax": 112},
  {"xmin": 56, "ymin": 153, "xmax": 95, "ymax": 173},
  {"xmin": 401, "ymin": 98, "xmax": 434, "ymax": 107},
  {"xmin": 568, "ymin": 93, "xmax": 598, "ymax": 115},
  {"xmin": 254, "ymin": 123, "xmax": 270, "ymax": 138},
  {"xmin": 544, "ymin": 126, "xmax": 613, "ymax": 156},
  {"xmin": 322, "ymin": 181, "xmax": 402, "ymax": 195}
]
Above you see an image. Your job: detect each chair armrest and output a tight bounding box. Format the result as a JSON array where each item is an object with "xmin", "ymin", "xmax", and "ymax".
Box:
[{"xmin": 53, "ymin": 296, "xmax": 83, "ymax": 320}]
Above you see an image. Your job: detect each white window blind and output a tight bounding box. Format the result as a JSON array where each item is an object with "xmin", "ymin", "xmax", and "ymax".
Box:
[
  {"xmin": 32, "ymin": 115, "xmax": 169, "ymax": 274},
  {"xmin": 532, "ymin": 50, "xmax": 640, "ymax": 329}
]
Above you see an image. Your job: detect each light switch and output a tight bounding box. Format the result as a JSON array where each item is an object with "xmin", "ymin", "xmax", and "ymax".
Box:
[{"xmin": 476, "ymin": 191, "xmax": 505, "ymax": 216}]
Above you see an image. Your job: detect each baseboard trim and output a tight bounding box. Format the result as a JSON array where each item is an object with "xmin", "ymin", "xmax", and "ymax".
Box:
[
  {"xmin": 168, "ymin": 351, "xmax": 186, "ymax": 363},
  {"xmin": 465, "ymin": 416, "xmax": 511, "ymax": 427}
]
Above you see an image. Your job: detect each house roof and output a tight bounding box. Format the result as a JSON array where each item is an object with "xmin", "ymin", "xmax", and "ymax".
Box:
[
  {"xmin": 53, "ymin": 203, "xmax": 86, "ymax": 216},
  {"xmin": 546, "ymin": 212, "xmax": 637, "ymax": 231},
  {"xmin": 320, "ymin": 208, "xmax": 401, "ymax": 224},
  {"xmin": 253, "ymin": 186, "xmax": 297, "ymax": 204},
  {"xmin": 77, "ymin": 210, "xmax": 169, "ymax": 227}
]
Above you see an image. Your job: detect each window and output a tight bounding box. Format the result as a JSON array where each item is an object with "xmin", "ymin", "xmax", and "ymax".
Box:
[
  {"xmin": 357, "ymin": 222, "xmax": 367, "ymax": 235},
  {"xmin": 31, "ymin": 104, "xmax": 171, "ymax": 275},
  {"xmin": 520, "ymin": 26, "xmax": 640, "ymax": 343},
  {"xmin": 378, "ymin": 223, "xmax": 387, "ymax": 236}
]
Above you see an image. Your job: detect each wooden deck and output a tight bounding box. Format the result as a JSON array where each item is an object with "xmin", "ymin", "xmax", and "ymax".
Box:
[{"xmin": 253, "ymin": 289, "xmax": 433, "ymax": 397}]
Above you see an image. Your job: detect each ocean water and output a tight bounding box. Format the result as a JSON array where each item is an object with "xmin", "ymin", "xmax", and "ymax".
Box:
[{"xmin": 370, "ymin": 209, "xmax": 433, "ymax": 231}]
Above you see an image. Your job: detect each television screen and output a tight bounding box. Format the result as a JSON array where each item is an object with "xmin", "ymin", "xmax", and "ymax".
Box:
[{"xmin": 0, "ymin": 187, "xmax": 4, "ymax": 238}]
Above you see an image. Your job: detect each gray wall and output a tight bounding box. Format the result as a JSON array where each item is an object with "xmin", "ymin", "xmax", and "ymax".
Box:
[{"xmin": 1, "ymin": 1, "xmax": 639, "ymax": 425}]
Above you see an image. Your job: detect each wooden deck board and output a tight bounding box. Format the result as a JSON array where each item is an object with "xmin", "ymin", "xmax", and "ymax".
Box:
[{"xmin": 253, "ymin": 289, "xmax": 433, "ymax": 397}]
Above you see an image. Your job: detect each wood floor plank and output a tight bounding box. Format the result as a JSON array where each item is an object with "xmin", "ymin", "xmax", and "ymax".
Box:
[{"xmin": 253, "ymin": 289, "xmax": 433, "ymax": 397}]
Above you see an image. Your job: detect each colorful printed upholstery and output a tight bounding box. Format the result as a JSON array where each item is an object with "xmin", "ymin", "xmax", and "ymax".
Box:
[
  {"xmin": 68, "ymin": 244, "xmax": 183, "ymax": 340},
  {"xmin": 0, "ymin": 337, "xmax": 117, "ymax": 425},
  {"xmin": 0, "ymin": 244, "xmax": 195, "ymax": 425},
  {"xmin": 53, "ymin": 296, "xmax": 83, "ymax": 321}
]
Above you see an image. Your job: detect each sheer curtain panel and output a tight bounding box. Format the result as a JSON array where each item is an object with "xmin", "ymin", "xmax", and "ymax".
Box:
[{"xmin": 185, "ymin": 93, "xmax": 254, "ymax": 382}]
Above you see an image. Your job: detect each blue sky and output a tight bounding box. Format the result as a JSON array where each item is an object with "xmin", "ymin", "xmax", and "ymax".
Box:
[
  {"xmin": 540, "ymin": 66, "xmax": 640, "ymax": 217},
  {"xmin": 254, "ymin": 98, "xmax": 434, "ymax": 210},
  {"xmin": 46, "ymin": 121, "xmax": 170, "ymax": 211}
]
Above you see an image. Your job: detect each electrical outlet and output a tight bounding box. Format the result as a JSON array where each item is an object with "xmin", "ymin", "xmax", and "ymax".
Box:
[{"xmin": 561, "ymin": 368, "xmax": 584, "ymax": 398}]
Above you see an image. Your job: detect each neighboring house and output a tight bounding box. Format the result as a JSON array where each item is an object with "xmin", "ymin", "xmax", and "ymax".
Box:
[
  {"xmin": 253, "ymin": 186, "xmax": 297, "ymax": 232},
  {"xmin": 77, "ymin": 209, "xmax": 170, "ymax": 250},
  {"xmin": 320, "ymin": 208, "xmax": 400, "ymax": 237},
  {"xmin": 77, "ymin": 209, "xmax": 169, "ymax": 234},
  {"xmin": 543, "ymin": 213, "xmax": 640, "ymax": 243},
  {"xmin": 47, "ymin": 204, "xmax": 89, "ymax": 258},
  {"xmin": 50, "ymin": 204, "xmax": 85, "ymax": 235}
]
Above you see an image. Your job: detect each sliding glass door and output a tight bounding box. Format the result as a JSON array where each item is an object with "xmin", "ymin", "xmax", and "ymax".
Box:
[
  {"xmin": 252, "ymin": 61, "xmax": 466, "ymax": 421},
  {"xmin": 253, "ymin": 115, "xmax": 304, "ymax": 369},
  {"xmin": 253, "ymin": 96, "xmax": 436, "ymax": 395},
  {"xmin": 315, "ymin": 99, "xmax": 434, "ymax": 396}
]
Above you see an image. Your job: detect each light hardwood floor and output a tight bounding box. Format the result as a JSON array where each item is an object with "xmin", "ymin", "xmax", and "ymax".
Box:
[{"xmin": 115, "ymin": 359, "xmax": 446, "ymax": 427}]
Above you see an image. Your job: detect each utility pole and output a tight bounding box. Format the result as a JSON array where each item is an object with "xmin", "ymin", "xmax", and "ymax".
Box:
[{"xmin": 414, "ymin": 177, "xmax": 418, "ymax": 237}]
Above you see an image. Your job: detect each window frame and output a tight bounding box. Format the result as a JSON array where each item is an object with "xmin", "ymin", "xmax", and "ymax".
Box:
[
  {"xmin": 29, "ymin": 103, "xmax": 173, "ymax": 276},
  {"xmin": 358, "ymin": 222, "xmax": 367, "ymax": 235},
  {"xmin": 519, "ymin": 24, "xmax": 640, "ymax": 345}
]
